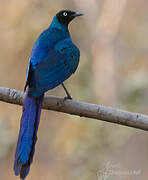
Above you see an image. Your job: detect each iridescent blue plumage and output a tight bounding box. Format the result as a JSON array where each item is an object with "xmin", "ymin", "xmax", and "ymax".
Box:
[{"xmin": 14, "ymin": 10, "xmax": 82, "ymax": 179}]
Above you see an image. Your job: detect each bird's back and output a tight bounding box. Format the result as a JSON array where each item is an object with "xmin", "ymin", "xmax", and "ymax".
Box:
[{"xmin": 27, "ymin": 27, "xmax": 80, "ymax": 97}]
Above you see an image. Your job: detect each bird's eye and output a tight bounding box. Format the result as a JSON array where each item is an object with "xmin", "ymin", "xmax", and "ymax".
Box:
[{"xmin": 63, "ymin": 12, "xmax": 67, "ymax": 16}]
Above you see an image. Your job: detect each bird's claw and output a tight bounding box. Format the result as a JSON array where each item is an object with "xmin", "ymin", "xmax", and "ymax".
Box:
[{"xmin": 64, "ymin": 95, "xmax": 72, "ymax": 101}]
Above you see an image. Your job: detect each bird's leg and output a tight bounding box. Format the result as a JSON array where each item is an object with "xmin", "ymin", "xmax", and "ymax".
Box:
[{"xmin": 61, "ymin": 83, "xmax": 72, "ymax": 100}]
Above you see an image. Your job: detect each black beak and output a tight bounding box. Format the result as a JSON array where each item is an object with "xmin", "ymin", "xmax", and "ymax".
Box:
[
  {"xmin": 72, "ymin": 12, "xmax": 84, "ymax": 17},
  {"xmin": 75, "ymin": 12, "xmax": 84, "ymax": 17}
]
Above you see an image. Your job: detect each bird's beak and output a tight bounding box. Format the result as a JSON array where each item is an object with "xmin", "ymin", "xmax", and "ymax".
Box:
[{"xmin": 73, "ymin": 12, "xmax": 84, "ymax": 17}]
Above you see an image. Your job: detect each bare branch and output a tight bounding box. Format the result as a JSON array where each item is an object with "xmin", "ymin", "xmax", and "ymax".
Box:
[{"xmin": 0, "ymin": 86, "xmax": 148, "ymax": 131}]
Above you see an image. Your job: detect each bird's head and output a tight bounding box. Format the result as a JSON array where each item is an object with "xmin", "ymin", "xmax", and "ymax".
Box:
[{"xmin": 56, "ymin": 10, "xmax": 83, "ymax": 26}]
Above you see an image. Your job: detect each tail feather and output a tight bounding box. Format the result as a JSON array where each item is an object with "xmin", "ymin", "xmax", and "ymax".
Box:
[{"xmin": 14, "ymin": 91, "xmax": 44, "ymax": 179}]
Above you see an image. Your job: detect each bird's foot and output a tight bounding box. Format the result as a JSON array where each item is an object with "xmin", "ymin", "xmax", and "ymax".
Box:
[{"xmin": 64, "ymin": 95, "xmax": 72, "ymax": 101}]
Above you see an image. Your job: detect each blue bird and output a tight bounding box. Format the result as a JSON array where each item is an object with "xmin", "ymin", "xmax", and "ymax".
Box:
[{"xmin": 13, "ymin": 10, "xmax": 83, "ymax": 179}]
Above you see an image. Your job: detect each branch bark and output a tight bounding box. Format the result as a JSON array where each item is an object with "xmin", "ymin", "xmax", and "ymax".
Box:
[{"xmin": 0, "ymin": 86, "xmax": 148, "ymax": 131}]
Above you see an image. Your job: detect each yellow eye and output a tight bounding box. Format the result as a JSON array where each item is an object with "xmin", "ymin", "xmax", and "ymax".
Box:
[{"xmin": 63, "ymin": 12, "xmax": 67, "ymax": 16}]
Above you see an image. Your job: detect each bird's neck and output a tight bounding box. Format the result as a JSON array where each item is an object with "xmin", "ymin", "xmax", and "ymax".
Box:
[{"xmin": 49, "ymin": 16, "xmax": 68, "ymax": 32}]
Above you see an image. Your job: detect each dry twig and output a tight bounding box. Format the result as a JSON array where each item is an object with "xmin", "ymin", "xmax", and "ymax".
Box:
[{"xmin": 0, "ymin": 86, "xmax": 148, "ymax": 131}]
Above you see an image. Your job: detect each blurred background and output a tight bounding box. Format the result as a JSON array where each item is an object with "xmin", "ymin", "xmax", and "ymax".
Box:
[{"xmin": 0, "ymin": 0, "xmax": 148, "ymax": 179}]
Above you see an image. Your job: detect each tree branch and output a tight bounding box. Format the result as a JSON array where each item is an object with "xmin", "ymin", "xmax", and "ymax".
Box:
[{"xmin": 0, "ymin": 86, "xmax": 148, "ymax": 131}]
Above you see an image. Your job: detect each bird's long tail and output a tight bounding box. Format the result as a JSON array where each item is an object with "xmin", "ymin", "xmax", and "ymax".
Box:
[{"xmin": 14, "ymin": 91, "xmax": 44, "ymax": 179}]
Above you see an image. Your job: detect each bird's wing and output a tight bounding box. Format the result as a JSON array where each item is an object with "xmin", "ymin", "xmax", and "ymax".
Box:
[
  {"xmin": 29, "ymin": 39, "xmax": 80, "ymax": 96},
  {"xmin": 24, "ymin": 60, "xmax": 32, "ymax": 92},
  {"xmin": 24, "ymin": 29, "xmax": 55, "ymax": 91},
  {"xmin": 54, "ymin": 38, "xmax": 80, "ymax": 73}
]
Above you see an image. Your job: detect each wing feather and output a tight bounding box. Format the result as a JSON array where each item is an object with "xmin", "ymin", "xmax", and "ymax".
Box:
[{"xmin": 28, "ymin": 39, "xmax": 80, "ymax": 96}]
